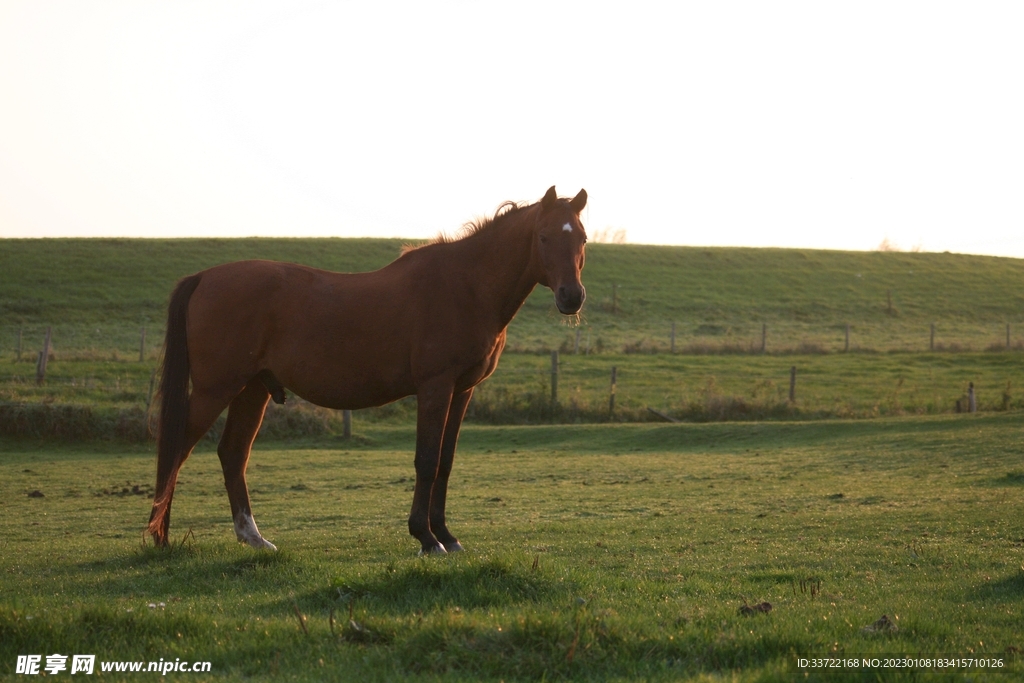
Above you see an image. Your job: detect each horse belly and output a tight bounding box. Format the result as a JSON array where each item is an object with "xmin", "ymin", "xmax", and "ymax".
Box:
[
  {"xmin": 267, "ymin": 332, "xmax": 415, "ymax": 411},
  {"xmin": 285, "ymin": 363, "xmax": 414, "ymax": 411}
]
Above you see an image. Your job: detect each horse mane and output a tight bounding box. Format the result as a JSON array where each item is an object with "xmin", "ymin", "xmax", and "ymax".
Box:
[{"xmin": 401, "ymin": 200, "xmax": 531, "ymax": 256}]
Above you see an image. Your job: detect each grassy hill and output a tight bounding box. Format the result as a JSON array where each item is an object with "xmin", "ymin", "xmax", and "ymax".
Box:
[
  {"xmin": 3, "ymin": 238, "xmax": 1024, "ymax": 355},
  {"xmin": 4, "ymin": 239, "xmax": 1024, "ymax": 433}
]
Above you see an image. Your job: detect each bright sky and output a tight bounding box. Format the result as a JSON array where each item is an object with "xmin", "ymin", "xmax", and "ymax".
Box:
[{"xmin": 1, "ymin": 2, "xmax": 1022, "ymax": 256}]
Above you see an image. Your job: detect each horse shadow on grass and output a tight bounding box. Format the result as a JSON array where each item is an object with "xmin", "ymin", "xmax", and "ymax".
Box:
[
  {"xmin": 293, "ymin": 555, "xmax": 574, "ymax": 617},
  {"xmin": 76, "ymin": 545, "xmax": 567, "ymax": 618},
  {"xmin": 989, "ymin": 471, "xmax": 1024, "ymax": 487},
  {"xmin": 968, "ymin": 570, "xmax": 1024, "ymax": 602},
  {"xmin": 74, "ymin": 544, "xmax": 297, "ymax": 600}
]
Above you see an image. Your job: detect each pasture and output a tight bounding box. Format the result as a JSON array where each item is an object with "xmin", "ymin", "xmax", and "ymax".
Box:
[
  {"xmin": 3, "ymin": 237, "xmax": 1024, "ymax": 679},
  {"xmin": 2, "ymin": 416, "xmax": 1023, "ymax": 681}
]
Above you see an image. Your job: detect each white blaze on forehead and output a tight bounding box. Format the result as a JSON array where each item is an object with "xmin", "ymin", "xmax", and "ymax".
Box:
[{"xmin": 562, "ymin": 222, "xmax": 573, "ymax": 232}]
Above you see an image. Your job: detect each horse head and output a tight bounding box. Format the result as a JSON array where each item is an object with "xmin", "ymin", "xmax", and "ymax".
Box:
[{"xmin": 534, "ymin": 185, "xmax": 588, "ymax": 315}]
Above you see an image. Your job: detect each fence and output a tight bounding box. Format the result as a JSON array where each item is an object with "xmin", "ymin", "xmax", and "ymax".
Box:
[
  {"xmin": 553, "ymin": 320, "xmax": 1024, "ymax": 356},
  {"xmin": 467, "ymin": 350, "xmax": 1008, "ymax": 425},
  {"xmin": 6, "ymin": 319, "xmax": 1024, "ymax": 366},
  {"xmin": 2, "ymin": 323, "xmax": 1020, "ymax": 438}
]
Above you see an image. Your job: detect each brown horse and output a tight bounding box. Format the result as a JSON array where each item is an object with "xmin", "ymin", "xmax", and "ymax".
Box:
[{"xmin": 147, "ymin": 186, "xmax": 588, "ymax": 554}]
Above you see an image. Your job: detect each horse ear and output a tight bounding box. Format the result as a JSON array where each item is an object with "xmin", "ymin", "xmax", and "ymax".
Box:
[
  {"xmin": 541, "ymin": 186, "xmax": 558, "ymax": 212},
  {"xmin": 570, "ymin": 189, "xmax": 587, "ymax": 213}
]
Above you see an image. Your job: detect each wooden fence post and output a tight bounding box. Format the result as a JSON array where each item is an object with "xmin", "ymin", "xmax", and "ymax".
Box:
[
  {"xmin": 609, "ymin": 366, "xmax": 617, "ymax": 417},
  {"xmin": 343, "ymin": 410, "xmax": 352, "ymax": 437},
  {"xmin": 139, "ymin": 327, "xmax": 147, "ymax": 362},
  {"xmin": 36, "ymin": 327, "xmax": 52, "ymax": 385},
  {"xmin": 789, "ymin": 366, "xmax": 796, "ymax": 403},
  {"xmin": 968, "ymin": 382, "xmax": 976, "ymax": 413},
  {"xmin": 550, "ymin": 350, "xmax": 559, "ymax": 403},
  {"xmin": 670, "ymin": 321, "xmax": 676, "ymax": 354},
  {"xmin": 844, "ymin": 324, "xmax": 850, "ymax": 352}
]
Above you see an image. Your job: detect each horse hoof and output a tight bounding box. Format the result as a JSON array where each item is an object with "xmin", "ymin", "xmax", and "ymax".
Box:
[
  {"xmin": 417, "ymin": 543, "xmax": 447, "ymax": 556},
  {"xmin": 445, "ymin": 540, "xmax": 464, "ymax": 552},
  {"xmin": 242, "ymin": 536, "xmax": 277, "ymax": 551},
  {"xmin": 234, "ymin": 512, "xmax": 276, "ymax": 551}
]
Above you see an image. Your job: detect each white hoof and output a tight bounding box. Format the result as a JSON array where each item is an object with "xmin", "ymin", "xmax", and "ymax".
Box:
[
  {"xmin": 445, "ymin": 540, "xmax": 464, "ymax": 552},
  {"xmin": 248, "ymin": 537, "xmax": 278, "ymax": 551},
  {"xmin": 234, "ymin": 512, "xmax": 277, "ymax": 551}
]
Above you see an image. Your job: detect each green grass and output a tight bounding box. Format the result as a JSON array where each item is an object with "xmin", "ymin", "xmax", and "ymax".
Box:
[
  {"xmin": 2, "ymin": 416, "xmax": 1023, "ymax": 681},
  {"xmin": 5, "ymin": 351, "xmax": 1024, "ymax": 439},
  {"xmin": 5, "ymin": 239, "xmax": 1024, "ymax": 356},
  {"xmin": 4, "ymin": 238, "xmax": 1023, "ymax": 680}
]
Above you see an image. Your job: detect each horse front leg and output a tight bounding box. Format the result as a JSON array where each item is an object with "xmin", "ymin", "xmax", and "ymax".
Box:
[
  {"xmin": 408, "ymin": 378, "xmax": 455, "ymax": 555},
  {"xmin": 429, "ymin": 387, "xmax": 474, "ymax": 552}
]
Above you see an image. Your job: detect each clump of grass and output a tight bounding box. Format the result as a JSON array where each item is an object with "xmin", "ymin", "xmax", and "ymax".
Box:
[
  {"xmin": 621, "ymin": 338, "xmax": 660, "ymax": 354},
  {"xmin": 678, "ymin": 341, "xmax": 762, "ymax": 355},
  {"xmin": 258, "ymin": 401, "xmax": 336, "ymax": 438},
  {"xmin": 467, "ymin": 378, "xmax": 803, "ymax": 425},
  {"xmin": 987, "ymin": 340, "xmax": 1024, "ymax": 352},
  {"xmin": 783, "ymin": 342, "xmax": 829, "ymax": 355},
  {"xmin": 933, "ymin": 342, "xmax": 975, "ymax": 352},
  {"xmin": 0, "ymin": 402, "xmax": 148, "ymax": 441}
]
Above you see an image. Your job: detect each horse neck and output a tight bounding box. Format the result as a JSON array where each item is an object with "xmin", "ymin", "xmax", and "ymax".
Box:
[{"xmin": 450, "ymin": 211, "xmax": 541, "ymax": 328}]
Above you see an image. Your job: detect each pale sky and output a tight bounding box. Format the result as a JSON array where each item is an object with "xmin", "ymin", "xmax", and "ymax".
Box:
[{"xmin": 1, "ymin": 2, "xmax": 1022, "ymax": 256}]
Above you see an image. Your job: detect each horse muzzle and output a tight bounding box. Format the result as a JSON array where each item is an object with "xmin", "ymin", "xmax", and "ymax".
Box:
[{"xmin": 555, "ymin": 284, "xmax": 585, "ymax": 315}]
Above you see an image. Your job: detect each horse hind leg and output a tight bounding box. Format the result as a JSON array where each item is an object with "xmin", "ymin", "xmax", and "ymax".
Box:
[
  {"xmin": 148, "ymin": 390, "xmax": 234, "ymax": 546},
  {"xmin": 218, "ymin": 379, "xmax": 276, "ymax": 550}
]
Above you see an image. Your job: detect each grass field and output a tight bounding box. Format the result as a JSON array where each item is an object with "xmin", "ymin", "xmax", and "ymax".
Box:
[
  {"xmin": 2, "ymin": 416, "xmax": 1023, "ymax": 681},
  {"xmin": 5, "ymin": 238, "xmax": 1024, "ymax": 356},
  {"xmin": 3, "ymin": 238, "xmax": 1023, "ymax": 681}
]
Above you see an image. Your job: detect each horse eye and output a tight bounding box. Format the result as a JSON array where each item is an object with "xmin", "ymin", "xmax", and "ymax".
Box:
[{"xmin": 539, "ymin": 235, "xmax": 548, "ymax": 244}]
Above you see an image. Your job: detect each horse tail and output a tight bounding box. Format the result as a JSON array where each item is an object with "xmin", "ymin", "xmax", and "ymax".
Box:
[{"xmin": 148, "ymin": 273, "xmax": 202, "ymax": 544}]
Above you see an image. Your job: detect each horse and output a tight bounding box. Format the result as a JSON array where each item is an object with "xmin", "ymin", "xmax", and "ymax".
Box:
[{"xmin": 147, "ymin": 186, "xmax": 588, "ymax": 555}]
